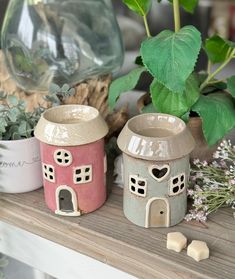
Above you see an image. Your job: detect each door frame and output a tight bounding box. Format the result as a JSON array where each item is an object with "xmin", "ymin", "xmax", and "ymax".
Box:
[
  {"xmin": 145, "ymin": 197, "xmax": 170, "ymax": 228},
  {"xmin": 55, "ymin": 185, "xmax": 81, "ymax": 216}
]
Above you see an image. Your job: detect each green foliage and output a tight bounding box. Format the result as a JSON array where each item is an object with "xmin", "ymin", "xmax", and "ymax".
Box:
[
  {"xmin": 45, "ymin": 83, "xmax": 75, "ymax": 106},
  {"xmin": 108, "ymin": 0, "xmax": 235, "ymax": 146},
  {"xmin": 141, "ymin": 25, "xmax": 201, "ymax": 93},
  {"xmin": 150, "ymin": 75, "xmax": 200, "ymax": 117},
  {"xmin": 168, "ymin": 0, "xmax": 199, "ymax": 13},
  {"xmin": 153, "ymin": 0, "xmax": 199, "ymax": 13},
  {"xmin": 122, "ymin": 0, "xmax": 152, "ymax": 16},
  {"xmin": 205, "ymin": 35, "xmax": 235, "ymax": 64},
  {"xmin": 192, "ymin": 93, "xmax": 235, "ymax": 146},
  {"xmin": 227, "ymin": 76, "xmax": 235, "ymax": 97},
  {"xmin": 108, "ymin": 67, "xmax": 146, "ymax": 110},
  {"xmin": 141, "ymin": 103, "xmax": 156, "ymax": 113},
  {"xmin": 0, "ymin": 93, "xmax": 43, "ymax": 140}
]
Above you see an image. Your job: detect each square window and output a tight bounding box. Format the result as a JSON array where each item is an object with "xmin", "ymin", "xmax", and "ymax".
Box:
[
  {"xmin": 169, "ymin": 173, "xmax": 186, "ymax": 196},
  {"xmin": 129, "ymin": 175, "xmax": 147, "ymax": 197},
  {"xmin": 42, "ymin": 164, "xmax": 55, "ymax": 183},
  {"xmin": 73, "ymin": 165, "xmax": 92, "ymax": 184}
]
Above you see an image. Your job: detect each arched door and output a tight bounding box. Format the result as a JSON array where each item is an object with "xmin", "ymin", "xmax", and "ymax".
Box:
[
  {"xmin": 146, "ymin": 198, "xmax": 169, "ymax": 227},
  {"xmin": 55, "ymin": 186, "xmax": 81, "ymax": 216},
  {"xmin": 59, "ymin": 189, "xmax": 74, "ymax": 212}
]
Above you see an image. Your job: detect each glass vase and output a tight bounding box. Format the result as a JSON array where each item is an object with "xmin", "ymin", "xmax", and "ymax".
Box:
[{"xmin": 1, "ymin": 0, "xmax": 123, "ymax": 92}]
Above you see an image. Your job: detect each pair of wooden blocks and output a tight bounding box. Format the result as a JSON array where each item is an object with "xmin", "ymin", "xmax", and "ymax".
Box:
[{"xmin": 167, "ymin": 232, "xmax": 210, "ymax": 262}]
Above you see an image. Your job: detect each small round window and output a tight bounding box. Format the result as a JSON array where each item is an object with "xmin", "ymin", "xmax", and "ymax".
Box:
[{"xmin": 54, "ymin": 149, "xmax": 72, "ymax": 166}]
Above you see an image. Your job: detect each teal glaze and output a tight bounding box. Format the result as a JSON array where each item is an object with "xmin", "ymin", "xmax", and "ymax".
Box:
[{"xmin": 123, "ymin": 154, "xmax": 190, "ymax": 228}]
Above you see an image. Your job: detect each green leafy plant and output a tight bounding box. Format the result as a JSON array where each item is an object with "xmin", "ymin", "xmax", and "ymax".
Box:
[
  {"xmin": 109, "ymin": 0, "xmax": 235, "ymax": 146},
  {"xmin": 44, "ymin": 83, "xmax": 75, "ymax": 106},
  {"xmin": 0, "ymin": 92, "xmax": 43, "ymax": 140}
]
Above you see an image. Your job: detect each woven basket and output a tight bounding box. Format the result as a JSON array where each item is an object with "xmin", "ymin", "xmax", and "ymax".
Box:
[{"xmin": 0, "ymin": 51, "xmax": 128, "ymax": 138}]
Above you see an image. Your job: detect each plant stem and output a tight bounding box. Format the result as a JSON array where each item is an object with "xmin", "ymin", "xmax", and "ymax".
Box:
[
  {"xmin": 207, "ymin": 79, "xmax": 226, "ymax": 85},
  {"xmin": 200, "ymin": 49, "xmax": 235, "ymax": 91},
  {"xmin": 173, "ymin": 0, "xmax": 181, "ymax": 32},
  {"xmin": 207, "ymin": 61, "xmax": 212, "ymax": 75},
  {"xmin": 143, "ymin": 15, "xmax": 151, "ymax": 37}
]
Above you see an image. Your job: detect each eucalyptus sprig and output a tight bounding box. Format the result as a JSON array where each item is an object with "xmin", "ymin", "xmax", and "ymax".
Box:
[
  {"xmin": 109, "ymin": 0, "xmax": 235, "ymax": 147},
  {"xmin": 45, "ymin": 83, "xmax": 75, "ymax": 106},
  {"xmin": 0, "ymin": 92, "xmax": 43, "ymax": 140}
]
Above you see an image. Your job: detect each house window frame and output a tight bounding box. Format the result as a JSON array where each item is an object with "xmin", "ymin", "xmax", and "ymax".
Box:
[
  {"xmin": 42, "ymin": 163, "xmax": 55, "ymax": 183},
  {"xmin": 169, "ymin": 173, "xmax": 186, "ymax": 196},
  {"xmin": 73, "ymin": 165, "xmax": 93, "ymax": 184},
  {"xmin": 148, "ymin": 164, "xmax": 170, "ymax": 182},
  {"xmin": 129, "ymin": 175, "xmax": 147, "ymax": 198},
  {"xmin": 54, "ymin": 149, "xmax": 73, "ymax": 167}
]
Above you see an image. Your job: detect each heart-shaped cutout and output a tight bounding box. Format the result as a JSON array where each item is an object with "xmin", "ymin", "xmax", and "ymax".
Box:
[{"xmin": 149, "ymin": 164, "xmax": 170, "ymax": 182}]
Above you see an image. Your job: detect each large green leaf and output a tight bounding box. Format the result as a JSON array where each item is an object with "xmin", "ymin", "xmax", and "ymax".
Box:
[
  {"xmin": 192, "ymin": 93, "xmax": 235, "ymax": 146},
  {"xmin": 168, "ymin": 0, "xmax": 198, "ymax": 13},
  {"xmin": 141, "ymin": 25, "xmax": 201, "ymax": 93},
  {"xmin": 204, "ymin": 35, "xmax": 235, "ymax": 64},
  {"xmin": 108, "ymin": 67, "xmax": 146, "ymax": 110},
  {"xmin": 227, "ymin": 76, "xmax": 235, "ymax": 98},
  {"xmin": 122, "ymin": 0, "xmax": 152, "ymax": 16},
  {"xmin": 150, "ymin": 74, "xmax": 200, "ymax": 117}
]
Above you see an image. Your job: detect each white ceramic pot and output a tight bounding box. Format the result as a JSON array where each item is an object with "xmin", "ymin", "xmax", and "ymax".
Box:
[{"xmin": 0, "ymin": 137, "xmax": 43, "ymax": 193}]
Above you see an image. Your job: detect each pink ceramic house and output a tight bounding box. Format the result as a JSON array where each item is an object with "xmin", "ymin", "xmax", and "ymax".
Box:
[{"xmin": 35, "ymin": 105, "xmax": 108, "ymax": 216}]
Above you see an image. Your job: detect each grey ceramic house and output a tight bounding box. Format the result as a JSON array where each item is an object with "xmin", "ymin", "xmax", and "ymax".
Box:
[{"xmin": 117, "ymin": 113, "xmax": 195, "ymax": 228}]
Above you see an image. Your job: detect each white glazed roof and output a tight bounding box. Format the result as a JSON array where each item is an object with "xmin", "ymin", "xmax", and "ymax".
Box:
[
  {"xmin": 34, "ymin": 105, "xmax": 109, "ymax": 146},
  {"xmin": 117, "ymin": 113, "xmax": 195, "ymax": 161}
]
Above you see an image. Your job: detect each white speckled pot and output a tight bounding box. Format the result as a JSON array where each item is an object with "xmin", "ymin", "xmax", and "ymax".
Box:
[{"xmin": 0, "ymin": 137, "xmax": 43, "ymax": 193}]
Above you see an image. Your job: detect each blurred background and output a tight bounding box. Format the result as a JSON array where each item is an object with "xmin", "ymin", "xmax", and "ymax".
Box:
[{"xmin": 0, "ymin": 0, "xmax": 235, "ymax": 278}]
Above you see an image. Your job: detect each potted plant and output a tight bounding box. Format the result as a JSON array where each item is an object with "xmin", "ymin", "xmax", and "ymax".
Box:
[
  {"xmin": 108, "ymin": 0, "xmax": 235, "ymax": 160},
  {"xmin": 0, "ymin": 92, "xmax": 43, "ymax": 193}
]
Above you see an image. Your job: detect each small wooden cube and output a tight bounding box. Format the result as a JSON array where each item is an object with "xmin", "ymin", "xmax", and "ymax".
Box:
[
  {"xmin": 167, "ymin": 232, "xmax": 187, "ymax": 252},
  {"xmin": 187, "ymin": 240, "xmax": 209, "ymax": 262}
]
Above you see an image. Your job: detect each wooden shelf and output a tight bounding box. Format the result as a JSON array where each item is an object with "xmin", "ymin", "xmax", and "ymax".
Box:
[{"xmin": 0, "ymin": 186, "xmax": 234, "ymax": 279}]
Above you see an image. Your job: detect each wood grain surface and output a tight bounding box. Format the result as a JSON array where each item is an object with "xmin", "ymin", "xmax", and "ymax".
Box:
[{"xmin": 0, "ymin": 186, "xmax": 234, "ymax": 279}]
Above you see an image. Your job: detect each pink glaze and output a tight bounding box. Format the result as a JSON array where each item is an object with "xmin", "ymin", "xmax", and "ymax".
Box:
[{"xmin": 40, "ymin": 139, "xmax": 106, "ymax": 214}]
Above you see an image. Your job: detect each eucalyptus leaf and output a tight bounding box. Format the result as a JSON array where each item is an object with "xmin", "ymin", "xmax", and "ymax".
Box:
[
  {"xmin": 61, "ymin": 84, "xmax": 70, "ymax": 93},
  {"xmin": 8, "ymin": 108, "xmax": 20, "ymax": 122},
  {"xmin": 0, "ymin": 118, "xmax": 7, "ymax": 133},
  {"xmin": 49, "ymin": 83, "xmax": 61, "ymax": 94},
  {"xmin": 205, "ymin": 35, "xmax": 234, "ymax": 64},
  {"xmin": 7, "ymin": 95, "xmax": 18, "ymax": 106},
  {"xmin": 123, "ymin": 0, "xmax": 152, "ymax": 16},
  {"xmin": 150, "ymin": 74, "xmax": 200, "ymax": 117},
  {"xmin": 227, "ymin": 76, "xmax": 235, "ymax": 98},
  {"xmin": 108, "ymin": 67, "xmax": 146, "ymax": 110},
  {"xmin": 12, "ymin": 132, "xmax": 21, "ymax": 141},
  {"xmin": 192, "ymin": 93, "xmax": 235, "ymax": 146},
  {"xmin": 68, "ymin": 88, "xmax": 76, "ymax": 96},
  {"xmin": 0, "ymin": 94, "xmax": 43, "ymax": 140},
  {"xmin": 141, "ymin": 25, "xmax": 201, "ymax": 93},
  {"xmin": 18, "ymin": 120, "xmax": 27, "ymax": 136}
]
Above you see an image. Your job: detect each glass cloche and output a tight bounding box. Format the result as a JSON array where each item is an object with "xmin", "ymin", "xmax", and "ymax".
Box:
[{"xmin": 1, "ymin": 0, "xmax": 124, "ymax": 92}]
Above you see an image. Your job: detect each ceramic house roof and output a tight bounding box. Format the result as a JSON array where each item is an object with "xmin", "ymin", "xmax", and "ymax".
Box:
[
  {"xmin": 35, "ymin": 105, "xmax": 108, "ymax": 146},
  {"xmin": 117, "ymin": 113, "xmax": 195, "ymax": 161}
]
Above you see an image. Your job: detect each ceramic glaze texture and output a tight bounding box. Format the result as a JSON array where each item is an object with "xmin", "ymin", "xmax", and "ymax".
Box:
[
  {"xmin": 35, "ymin": 105, "xmax": 108, "ymax": 216},
  {"xmin": 0, "ymin": 137, "xmax": 43, "ymax": 193},
  {"xmin": 123, "ymin": 154, "xmax": 189, "ymax": 227},
  {"xmin": 40, "ymin": 139, "xmax": 106, "ymax": 214},
  {"xmin": 118, "ymin": 113, "xmax": 195, "ymax": 228}
]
